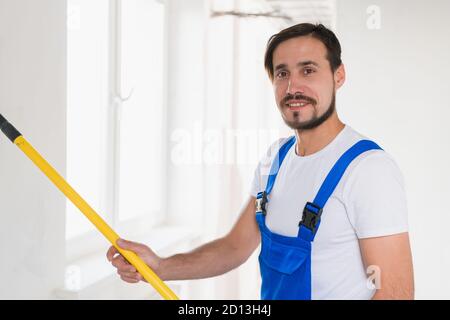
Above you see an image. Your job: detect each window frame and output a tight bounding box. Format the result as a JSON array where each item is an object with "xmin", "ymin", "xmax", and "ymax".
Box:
[{"xmin": 66, "ymin": 0, "xmax": 168, "ymax": 261}]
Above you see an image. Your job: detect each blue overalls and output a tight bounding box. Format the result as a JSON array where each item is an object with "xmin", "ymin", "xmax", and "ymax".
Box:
[{"xmin": 255, "ymin": 136, "xmax": 382, "ymax": 300}]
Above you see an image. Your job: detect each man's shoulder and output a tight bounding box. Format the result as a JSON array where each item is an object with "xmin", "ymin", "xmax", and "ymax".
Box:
[
  {"xmin": 337, "ymin": 126, "xmax": 405, "ymax": 192},
  {"xmin": 342, "ymin": 147, "xmax": 405, "ymax": 201},
  {"xmin": 350, "ymin": 127, "xmax": 398, "ymax": 163},
  {"xmin": 340, "ymin": 126, "xmax": 398, "ymax": 169}
]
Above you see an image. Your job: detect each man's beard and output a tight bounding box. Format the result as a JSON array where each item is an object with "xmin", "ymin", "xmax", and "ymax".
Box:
[{"xmin": 281, "ymin": 92, "xmax": 336, "ymax": 130}]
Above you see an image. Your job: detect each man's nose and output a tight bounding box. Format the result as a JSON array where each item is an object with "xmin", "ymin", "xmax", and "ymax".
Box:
[{"xmin": 286, "ymin": 76, "xmax": 306, "ymax": 95}]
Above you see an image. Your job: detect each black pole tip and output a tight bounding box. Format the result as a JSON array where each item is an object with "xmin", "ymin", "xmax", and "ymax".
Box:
[
  {"xmin": 0, "ymin": 114, "xmax": 7, "ymax": 128},
  {"xmin": 0, "ymin": 114, "xmax": 22, "ymax": 142}
]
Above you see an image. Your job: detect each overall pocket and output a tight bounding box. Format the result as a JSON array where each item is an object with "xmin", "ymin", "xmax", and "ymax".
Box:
[{"xmin": 259, "ymin": 231, "xmax": 311, "ymax": 275}]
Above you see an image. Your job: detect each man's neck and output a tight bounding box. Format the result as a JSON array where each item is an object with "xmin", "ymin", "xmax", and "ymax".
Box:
[{"xmin": 294, "ymin": 114, "xmax": 345, "ymax": 156}]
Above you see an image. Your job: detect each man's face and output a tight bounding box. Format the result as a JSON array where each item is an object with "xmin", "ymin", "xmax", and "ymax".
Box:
[{"xmin": 272, "ymin": 36, "xmax": 343, "ymax": 130}]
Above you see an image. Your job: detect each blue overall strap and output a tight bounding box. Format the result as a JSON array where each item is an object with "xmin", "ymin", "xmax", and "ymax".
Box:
[
  {"xmin": 256, "ymin": 136, "xmax": 296, "ymax": 215},
  {"xmin": 298, "ymin": 139, "xmax": 383, "ymax": 241},
  {"xmin": 266, "ymin": 136, "xmax": 296, "ymax": 195}
]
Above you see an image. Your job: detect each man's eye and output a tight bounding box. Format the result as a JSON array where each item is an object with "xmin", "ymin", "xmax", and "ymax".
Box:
[
  {"xmin": 304, "ymin": 68, "xmax": 315, "ymax": 75},
  {"xmin": 276, "ymin": 71, "xmax": 288, "ymax": 79}
]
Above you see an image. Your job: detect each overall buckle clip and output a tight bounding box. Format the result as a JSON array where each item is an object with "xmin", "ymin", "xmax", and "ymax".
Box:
[
  {"xmin": 299, "ymin": 202, "xmax": 323, "ymax": 234},
  {"xmin": 255, "ymin": 191, "xmax": 268, "ymax": 215}
]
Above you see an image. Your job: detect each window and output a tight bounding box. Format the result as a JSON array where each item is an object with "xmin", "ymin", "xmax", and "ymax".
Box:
[
  {"xmin": 66, "ymin": 0, "xmax": 166, "ymax": 259},
  {"xmin": 115, "ymin": 0, "xmax": 166, "ymax": 228}
]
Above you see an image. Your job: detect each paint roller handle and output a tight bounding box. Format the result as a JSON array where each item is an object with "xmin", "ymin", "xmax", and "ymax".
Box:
[
  {"xmin": 0, "ymin": 114, "xmax": 22, "ymax": 142},
  {"xmin": 1, "ymin": 113, "xmax": 179, "ymax": 299},
  {"xmin": 108, "ymin": 238, "xmax": 165, "ymax": 283}
]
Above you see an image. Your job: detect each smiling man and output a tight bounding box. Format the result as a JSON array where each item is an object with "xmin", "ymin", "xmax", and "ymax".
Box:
[{"xmin": 107, "ymin": 23, "xmax": 414, "ymax": 300}]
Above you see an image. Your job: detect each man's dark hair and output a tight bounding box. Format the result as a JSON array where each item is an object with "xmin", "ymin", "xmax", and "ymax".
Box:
[{"xmin": 264, "ymin": 23, "xmax": 342, "ymax": 81}]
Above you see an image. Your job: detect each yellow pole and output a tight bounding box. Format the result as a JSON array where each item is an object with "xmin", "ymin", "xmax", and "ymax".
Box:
[{"xmin": 0, "ymin": 114, "xmax": 178, "ymax": 300}]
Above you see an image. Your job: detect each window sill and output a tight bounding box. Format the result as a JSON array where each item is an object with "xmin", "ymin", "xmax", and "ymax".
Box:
[{"xmin": 54, "ymin": 224, "xmax": 202, "ymax": 299}]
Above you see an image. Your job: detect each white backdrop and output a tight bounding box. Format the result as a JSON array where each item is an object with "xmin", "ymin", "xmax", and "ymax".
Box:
[
  {"xmin": 336, "ymin": 0, "xmax": 450, "ymax": 299},
  {"xmin": 0, "ymin": 0, "xmax": 449, "ymax": 299}
]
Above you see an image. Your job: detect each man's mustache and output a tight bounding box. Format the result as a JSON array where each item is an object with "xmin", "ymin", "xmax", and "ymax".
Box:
[{"xmin": 281, "ymin": 93, "xmax": 317, "ymax": 106}]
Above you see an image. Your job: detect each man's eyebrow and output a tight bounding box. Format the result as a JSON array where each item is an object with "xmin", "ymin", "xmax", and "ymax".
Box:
[
  {"xmin": 297, "ymin": 60, "xmax": 319, "ymax": 67},
  {"xmin": 274, "ymin": 60, "xmax": 319, "ymax": 71},
  {"xmin": 274, "ymin": 63, "xmax": 287, "ymax": 71}
]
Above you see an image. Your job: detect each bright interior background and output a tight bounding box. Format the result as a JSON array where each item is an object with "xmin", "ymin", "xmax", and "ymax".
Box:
[{"xmin": 0, "ymin": 0, "xmax": 449, "ymax": 299}]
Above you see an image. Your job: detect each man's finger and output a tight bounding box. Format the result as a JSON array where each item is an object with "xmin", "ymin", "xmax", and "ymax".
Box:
[
  {"xmin": 116, "ymin": 238, "xmax": 146, "ymax": 255},
  {"xmin": 120, "ymin": 275, "xmax": 139, "ymax": 283},
  {"xmin": 111, "ymin": 255, "xmax": 129, "ymax": 269},
  {"xmin": 106, "ymin": 245, "xmax": 119, "ymax": 261},
  {"xmin": 118, "ymin": 270, "xmax": 142, "ymax": 280},
  {"xmin": 117, "ymin": 264, "xmax": 137, "ymax": 273}
]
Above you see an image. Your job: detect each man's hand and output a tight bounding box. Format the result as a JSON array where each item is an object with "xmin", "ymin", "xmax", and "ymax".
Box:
[
  {"xmin": 106, "ymin": 239, "xmax": 162, "ymax": 283},
  {"xmin": 360, "ymin": 232, "xmax": 414, "ymax": 299},
  {"xmin": 106, "ymin": 197, "xmax": 259, "ymax": 283}
]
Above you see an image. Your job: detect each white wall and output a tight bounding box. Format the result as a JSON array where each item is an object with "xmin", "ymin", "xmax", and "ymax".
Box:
[
  {"xmin": 0, "ymin": 0, "xmax": 448, "ymax": 300},
  {"xmin": 336, "ymin": 0, "xmax": 450, "ymax": 299},
  {"xmin": 165, "ymin": 0, "xmax": 207, "ymax": 230},
  {"xmin": 0, "ymin": 0, "xmax": 66, "ymax": 298},
  {"xmin": 164, "ymin": 0, "xmax": 239, "ymax": 299},
  {"xmin": 165, "ymin": 0, "xmax": 450, "ymax": 300},
  {"xmin": 163, "ymin": 0, "xmax": 278, "ymax": 299}
]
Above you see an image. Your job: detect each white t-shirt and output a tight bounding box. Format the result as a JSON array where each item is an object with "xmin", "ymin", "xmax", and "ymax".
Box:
[{"xmin": 250, "ymin": 125, "xmax": 409, "ymax": 300}]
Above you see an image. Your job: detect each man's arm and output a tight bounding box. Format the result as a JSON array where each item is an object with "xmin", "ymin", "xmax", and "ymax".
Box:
[
  {"xmin": 107, "ymin": 196, "xmax": 260, "ymax": 282},
  {"xmin": 359, "ymin": 232, "xmax": 414, "ymax": 299}
]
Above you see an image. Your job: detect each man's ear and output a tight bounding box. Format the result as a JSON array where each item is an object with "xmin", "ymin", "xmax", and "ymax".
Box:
[{"xmin": 334, "ymin": 63, "xmax": 346, "ymax": 89}]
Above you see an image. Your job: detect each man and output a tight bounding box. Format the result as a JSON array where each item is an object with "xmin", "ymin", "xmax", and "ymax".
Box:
[{"xmin": 107, "ymin": 23, "xmax": 414, "ymax": 300}]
